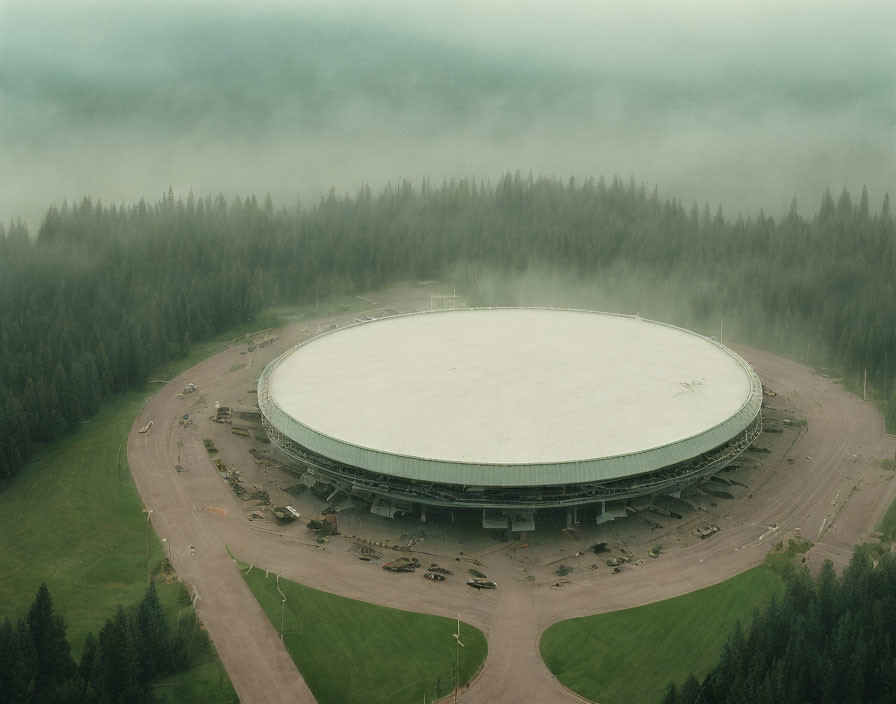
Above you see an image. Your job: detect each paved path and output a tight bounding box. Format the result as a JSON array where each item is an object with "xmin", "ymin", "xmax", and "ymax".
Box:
[{"xmin": 128, "ymin": 335, "xmax": 894, "ymax": 703}]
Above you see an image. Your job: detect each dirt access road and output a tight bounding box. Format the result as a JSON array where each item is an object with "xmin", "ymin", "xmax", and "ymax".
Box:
[{"xmin": 128, "ymin": 307, "xmax": 895, "ymax": 703}]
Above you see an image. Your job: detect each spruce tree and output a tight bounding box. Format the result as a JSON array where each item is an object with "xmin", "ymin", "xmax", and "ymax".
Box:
[
  {"xmin": 0, "ymin": 617, "xmax": 29, "ymax": 704},
  {"xmin": 661, "ymin": 682, "xmax": 678, "ymax": 704},
  {"xmin": 27, "ymin": 583, "xmax": 76, "ymax": 694},
  {"xmin": 15, "ymin": 619, "xmax": 37, "ymax": 702},
  {"xmin": 679, "ymin": 673, "xmax": 703, "ymax": 704},
  {"xmin": 136, "ymin": 580, "xmax": 171, "ymax": 682},
  {"xmin": 97, "ymin": 606, "xmax": 145, "ymax": 703},
  {"xmin": 80, "ymin": 631, "xmax": 98, "ymax": 694}
]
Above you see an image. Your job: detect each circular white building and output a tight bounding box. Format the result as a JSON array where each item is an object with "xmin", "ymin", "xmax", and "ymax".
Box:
[{"xmin": 258, "ymin": 309, "xmax": 762, "ymax": 527}]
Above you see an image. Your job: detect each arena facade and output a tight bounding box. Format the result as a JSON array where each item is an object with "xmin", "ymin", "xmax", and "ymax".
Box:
[{"xmin": 258, "ymin": 308, "xmax": 763, "ymax": 529}]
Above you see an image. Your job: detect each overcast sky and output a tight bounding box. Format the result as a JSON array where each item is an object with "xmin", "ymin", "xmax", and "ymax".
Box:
[{"xmin": 2, "ymin": 0, "xmax": 894, "ymax": 228}]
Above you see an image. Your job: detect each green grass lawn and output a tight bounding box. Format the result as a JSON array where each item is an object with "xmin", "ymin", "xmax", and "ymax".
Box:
[
  {"xmin": 539, "ymin": 566, "xmax": 785, "ymax": 704},
  {"xmin": 0, "ymin": 385, "xmax": 162, "ymax": 652},
  {"xmin": 876, "ymin": 479, "xmax": 896, "ymax": 539},
  {"xmin": 154, "ymin": 658, "xmax": 239, "ymax": 704},
  {"xmin": 0, "ymin": 322, "xmax": 276, "ymax": 698},
  {"xmin": 239, "ymin": 564, "xmax": 488, "ymax": 704},
  {"xmin": 0, "ymin": 303, "xmax": 310, "ymax": 637}
]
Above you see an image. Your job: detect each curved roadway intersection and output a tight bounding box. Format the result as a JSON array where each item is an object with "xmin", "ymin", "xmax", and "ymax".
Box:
[{"xmin": 128, "ymin": 336, "xmax": 895, "ymax": 704}]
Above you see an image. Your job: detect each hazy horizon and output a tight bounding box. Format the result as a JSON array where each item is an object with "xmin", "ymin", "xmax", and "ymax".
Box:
[{"xmin": 2, "ymin": 0, "xmax": 894, "ymax": 229}]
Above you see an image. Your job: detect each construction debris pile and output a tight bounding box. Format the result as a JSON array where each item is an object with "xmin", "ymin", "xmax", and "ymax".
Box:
[
  {"xmin": 307, "ymin": 512, "xmax": 338, "ymax": 538},
  {"xmin": 272, "ymin": 505, "xmax": 300, "ymax": 522},
  {"xmin": 382, "ymin": 556, "xmax": 420, "ymax": 573},
  {"xmin": 249, "ymin": 489, "xmax": 271, "ymax": 505},
  {"xmin": 210, "ymin": 457, "xmax": 249, "ymax": 500},
  {"xmin": 211, "ymin": 406, "xmax": 232, "ymax": 424},
  {"xmin": 176, "ymin": 382, "xmax": 198, "ymax": 399},
  {"xmin": 695, "ymin": 523, "xmax": 720, "ymax": 539}
]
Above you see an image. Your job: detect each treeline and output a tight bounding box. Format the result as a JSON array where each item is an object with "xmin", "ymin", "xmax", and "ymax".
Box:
[
  {"xmin": 0, "ymin": 581, "xmax": 211, "ymax": 703},
  {"xmin": 1, "ymin": 176, "xmax": 894, "ymax": 481},
  {"xmin": 664, "ymin": 548, "xmax": 896, "ymax": 704}
]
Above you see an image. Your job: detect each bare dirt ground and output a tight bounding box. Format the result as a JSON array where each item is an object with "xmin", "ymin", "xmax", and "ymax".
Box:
[{"xmin": 128, "ymin": 285, "xmax": 896, "ymax": 703}]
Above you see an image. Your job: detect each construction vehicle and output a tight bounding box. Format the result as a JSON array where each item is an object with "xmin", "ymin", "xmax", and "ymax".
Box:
[
  {"xmin": 138, "ymin": 420, "xmax": 153, "ymax": 434},
  {"xmin": 212, "ymin": 406, "xmax": 232, "ymax": 424},
  {"xmin": 696, "ymin": 524, "xmax": 720, "ymax": 539},
  {"xmin": 382, "ymin": 557, "xmax": 420, "ymax": 573},
  {"xmin": 270, "ymin": 505, "xmax": 298, "ymax": 521},
  {"xmin": 307, "ymin": 513, "xmax": 338, "ymax": 536},
  {"xmin": 183, "ymin": 382, "xmax": 197, "ymax": 394},
  {"xmin": 428, "ymin": 565, "xmax": 453, "ymax": 575},
  {"xmin": 648, "ymin": 545, "xmax": 662, "ymax": 558},
  {"xmin": 606, "ymin": 556, "xmax": 631, "ymax": 567},
  {"xmin": 423, "ymin": 573, "xmax": 446, "ymax": 582},
  {"xmin": 466, "ymin": 578, "xmax": 497, "ymax": 590}
]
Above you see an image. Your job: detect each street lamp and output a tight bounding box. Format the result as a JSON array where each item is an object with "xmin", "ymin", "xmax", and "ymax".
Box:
[
  {"xmin": 142, "ymin": 508, "xmax": 153, "ymax": 582},
  {"xmin": 277, "ymin": 573, "xmax": 286, "ymax": 642},
  {"xmin": 453, "ymin": 616, "xmax": 465, "ymax": 703}
]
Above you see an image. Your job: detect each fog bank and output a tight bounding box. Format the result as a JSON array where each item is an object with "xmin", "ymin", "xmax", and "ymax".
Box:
[{"xmin": 2, "ymin": 0, "xmax": 893, "ymax": 227}]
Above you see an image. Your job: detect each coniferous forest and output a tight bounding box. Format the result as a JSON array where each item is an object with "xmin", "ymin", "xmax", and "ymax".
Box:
[
  {"xmin": 1, "ymin": 175, "xmax": 895, "ymax": 482},
  {"xmin": 664, "ymin": 549, "xmax": 896, "ymax": 704},
  {"xmin": 0, "ymin": 581, "xmax": 212, "ymax": 704}
]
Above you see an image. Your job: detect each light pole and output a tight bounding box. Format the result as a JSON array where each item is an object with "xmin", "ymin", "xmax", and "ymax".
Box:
[
  {"xmin": 453, "ymin": 616, "xmax": 465, "ymax": 703},
  {"xmin": 142, "ymin": 508, "xmax": 153, "ymax": 582},
  {"xmin": 277, "ymin": 573, "xmax": 286, "ymax": 642}
]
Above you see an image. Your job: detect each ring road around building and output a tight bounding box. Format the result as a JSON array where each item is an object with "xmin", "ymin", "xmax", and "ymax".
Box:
[{"xmin": 258, "ymin": 308, "xmax": 762, "ymax": 530}]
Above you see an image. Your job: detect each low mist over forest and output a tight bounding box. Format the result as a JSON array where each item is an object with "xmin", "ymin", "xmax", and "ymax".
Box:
[
  {"xmin": 3, "ymin": 5, "xmax": 896, "ymax": 704},
  {"xmin": 1, "ymin": 176, "xmax": 894, "ymax": 480},
  {"xmin": 1, "ymin": 1, "xmax": 895, "ymax": 475},
  {"xmin": 1, "ymin": 0, "xmax": 894, "ymax": 227}
]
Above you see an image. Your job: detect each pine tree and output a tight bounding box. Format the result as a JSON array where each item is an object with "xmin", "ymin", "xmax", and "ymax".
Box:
[
  {"xmin": 679, "ymin": 673, "xmax": 703, "ymax": 704},
  {"xmin": 97, "ymin": 606, "xmax": 147, "ymax": 703},
  {"xmin": 136, "ymin": 580, "xmax": 171, "ymax": 682},
  {"xmin": 80, "ymin": 631, "xmax": 98, "ymax": 694},
  {"xmin": 15, "ymin": 619, "xmax": 37, "ymax": 702},
  {"xmin": 96, "ymin": 342, "xmax": 113, "ymax": 397},
  {"xmin": 0, "ymin": 617, "xmax": 30, "ymax": 704},
  {"xmin": 22, "ymin": 377, "xmax": 39, "ymax": 442},
  {"xmin": 662, "ymin": 682, "xmax": 679, "ymax": 704},
  {"xmin": 27, "ymin": 583, "xmax": 76, "ymax": 695}
]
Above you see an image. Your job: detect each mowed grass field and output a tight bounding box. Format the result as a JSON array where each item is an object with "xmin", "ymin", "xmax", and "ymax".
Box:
[
  {"xmin": 0, "ymin": 306, "xmax": 296, "ymax": 643},
  {"xmin": 0, "ymin": 385, "xmax": 166, "ymax": 651},
  {"xmin": 0, "ymin": 334, "xmax": 256, "ymax": 697},
  {"xmin": 240, "ymin": 565, "xmax": 488, "ymax": 704},
  {"xmin": 540, "ymin": 566, "xmax": 784, "ymax": 704}
]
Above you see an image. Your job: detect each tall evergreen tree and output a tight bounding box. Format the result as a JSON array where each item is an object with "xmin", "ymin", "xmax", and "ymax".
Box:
[
  {"xmin": 136, "ymin": 580, "xmax": 171, "ymax": 682},
  {"xmin": 96, "ymin": 606, "xmax": 146, "ymax": 704},
  {"xmin": 0, "ymin": 617, "xmax": 30, "ymax": 704},
  {"xmin": 672, "ymin": 549, "xmax": 896, "ymax": 704},
  {"xmin": 26, "ymin": 583, "xmax": 76, "ymax": 695}
]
